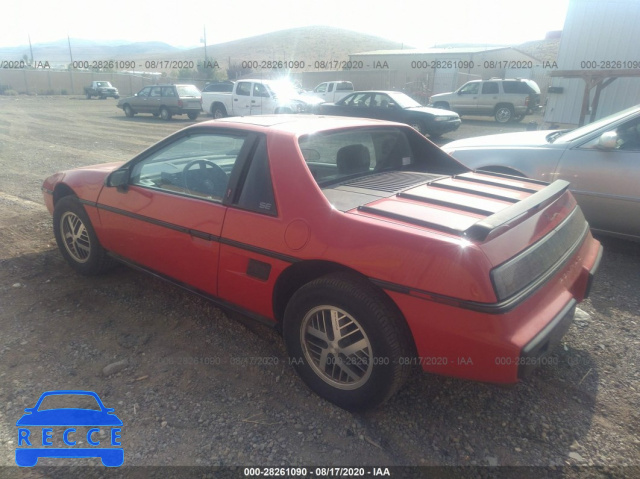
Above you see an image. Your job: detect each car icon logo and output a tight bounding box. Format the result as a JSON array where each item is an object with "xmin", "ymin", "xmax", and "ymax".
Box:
[{"xmin": 15, "ymin": 390, "xmax": 123, "ymax": 467}]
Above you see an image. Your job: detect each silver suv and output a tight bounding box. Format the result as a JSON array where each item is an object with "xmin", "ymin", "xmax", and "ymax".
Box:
[{"xmin": 429, "ymin": 79, "xmax": 541, "ymax": 123}]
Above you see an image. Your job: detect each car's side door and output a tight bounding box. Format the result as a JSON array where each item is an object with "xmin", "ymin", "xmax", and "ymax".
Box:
[
  {"xmin": 252, "ymin": 82, "xmax": 275, "ymax": 114},
  {"xmin": 314, "ymin": 82, "xmax": 329, "ymax": 101},
  {"xmin": 452, "ymin": 82, "xmax": 480, "ymax": 114},
  {"xmin": 161, "ymin": 86, "xmax": 177, "ymax": 113},
  {"xmin": 96, "ymin": 129, "xmax": 260, "ymax": 296},
  {"xmin": 232, "ymin": 81, "xmax": 252, "ymax": 116},
  {"xmin": 132, "ymin": 86, "xmax": 152, "ymax": 112},
  {"xmin": 553, "ymin": 116, "xmax": 640, "ymax": 238},
  {"xmin": 147, "ymin": 86, "xmax": 163, "ymax": 114},
  {"xmin": 476, "ymin": 81, "xmax": 499, "ymax": 115}
]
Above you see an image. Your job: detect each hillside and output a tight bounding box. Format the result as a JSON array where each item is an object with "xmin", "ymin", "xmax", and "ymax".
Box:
[
  {"xmin": 0, "ymin": 40, "xmax": 181, "ymax": 64},
  {"xmin": 514, "ymin": 38, "xmax": 560, "ymax": 63},
  {"xmin": 142, "ymin": 26, "xmax": 408, "ymax": 71}
]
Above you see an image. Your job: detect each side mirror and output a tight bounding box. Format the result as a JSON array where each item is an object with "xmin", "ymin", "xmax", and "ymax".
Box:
[
  {"xmin": 597, "ymin": 131, "xmax": 618, "ymax": 150},
  {"xmin": 457, "ymin": 90, "xmax": 463, "ymax": 95},
  {"xmin": 106, "ymin": 168, "xmax": 130, "ymax": 192}
]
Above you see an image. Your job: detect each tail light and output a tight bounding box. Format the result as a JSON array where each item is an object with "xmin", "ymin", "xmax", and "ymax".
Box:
[
  {"xmin": 525, "ymin": 97, "xmax": 529, "ymax": 107},
  {"xmin": 178, "ymin": 99, "xmax": 183, "ymax": 108}
]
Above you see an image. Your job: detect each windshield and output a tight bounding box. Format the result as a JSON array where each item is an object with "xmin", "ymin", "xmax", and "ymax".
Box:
[
  {"xmin": 553, "ymin": 104, "xmax": 640, "ymax": 143},
  {"xmin": 96, "ymin": 82, "xmax": 110, "ymax": 87},
  {"xmin": 298, "ymin": 127, "xmax": 415, "ymax": 185},
  {"xmin": 387, "ymin": 92, "xmax": 422, "ymax": 108}
]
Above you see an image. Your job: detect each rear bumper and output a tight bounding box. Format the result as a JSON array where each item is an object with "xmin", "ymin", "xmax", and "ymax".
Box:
[
  {"xmin": 518, "ymin": 242, "xmax": 602, "ymax": 378},
  {"xmin": 387, "ymin": 236, "xmax": 602, "ymax": 384}
]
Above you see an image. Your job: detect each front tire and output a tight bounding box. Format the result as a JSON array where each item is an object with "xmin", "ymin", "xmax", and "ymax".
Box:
[
  {"xmin": 409, "ymin": 121, "xmax": 424, "ymax": 135},
  {"xmin": 53, "ymin": 196, "xmax": 114, "ymax": 275},
  {"xmin": 123, "ymin": 104, "xmax": 134, "ymax": 117},
  {"xmin": 283, "ymin": 273, "xmax": 413, "ymax": 411}
]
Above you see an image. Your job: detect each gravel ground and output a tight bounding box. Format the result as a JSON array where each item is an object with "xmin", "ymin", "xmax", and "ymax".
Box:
[{"xmin": 0, "ymin": 96, "xmax": 638, "ymax": 478}]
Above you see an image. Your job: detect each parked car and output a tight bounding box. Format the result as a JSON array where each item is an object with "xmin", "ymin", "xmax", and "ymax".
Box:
[
  {"xmin": 84, "ymin": 81, "xmax": 119, "ymax": 99},
  {"xmin": 430, "ymin": 79, "xmax": 541, "ymax": 123},
  {"xmin": 42, "ymin": 115, "xmax": 601, "ymax": 410},
  {"xmin": 319, "ymin": 91, "xmax": 461, "ymax": 137},
  {"xmin": 308, "ymin": 81, "xmax": 354, "ymax": 103},
  {"xmin": 202, "ymin": 79, "xmax": 321, "ymax": 118},
  {"xmin": 117, "ymin": 84, "xmax": 202, "ymax": 120},
  {"xmin": 442, "ymin": 104, "xmax": 640, "ymax": 241}
]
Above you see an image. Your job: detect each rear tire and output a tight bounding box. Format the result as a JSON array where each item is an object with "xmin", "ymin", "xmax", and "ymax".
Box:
[
  {"xmin": 160, "ymin": 107, "xmax": 172, "ymax": 121},
  {"xmin": 283, "ymin": 273, "xmax": 413, "ymax": 411},
  {"xmin": 86, "ymin": 93, "xmax": 92, "ymax": 99},
  {"xmin": 495, "ymin": 105, "xmax": 514, "ymax": 123},
  {"xmin": 211, "ymin": 105, "xmax": 227, "ymax": 119},
  {"xmin": 187, "ymin": 111, "xmax": 199, "ymax": 120},
  {"xmin": 53, "ymin": 196, "xmax": 114, "ymax": 275}
]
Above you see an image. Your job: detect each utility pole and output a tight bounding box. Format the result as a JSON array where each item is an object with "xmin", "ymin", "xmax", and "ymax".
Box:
[
  {"xmin": 67, "ymin": 34, "xmax": 74, "ymax": 64},
  {"xmin": 67, "ymin": 35, "xmax": 74, "ymax": 93},
  {"xmin": 28, "ymin": 35, "xmax": 34, "ymax": 65},
  {"xmin": 202, "ymin": 26, "xmax": 207, "ymax": 64}
]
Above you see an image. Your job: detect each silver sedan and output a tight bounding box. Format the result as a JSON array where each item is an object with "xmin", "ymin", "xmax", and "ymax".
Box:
[{"xmin": 442, "ymin": 105, "xmax": 640, "ymax": 241}]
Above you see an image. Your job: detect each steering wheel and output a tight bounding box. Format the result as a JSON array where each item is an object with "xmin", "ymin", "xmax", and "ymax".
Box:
[{"xmin": 182, "ymin": 159, "xmax": 227, "ymax": 198}]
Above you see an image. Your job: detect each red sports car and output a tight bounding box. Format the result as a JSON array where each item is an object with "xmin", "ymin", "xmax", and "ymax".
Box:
[{"xmin": 42, "ymin": 115, "xmax": 602, "ymax": 410}]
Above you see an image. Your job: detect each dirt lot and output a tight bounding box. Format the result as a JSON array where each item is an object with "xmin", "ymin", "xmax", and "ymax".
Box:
[{"xmin": 0, "ymin": 96, "xmax": 638, "ymax": 477}]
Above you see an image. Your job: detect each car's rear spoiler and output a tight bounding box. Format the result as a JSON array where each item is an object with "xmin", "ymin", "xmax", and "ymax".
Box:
[{"xmin": 463, "ymin": 179, "xmax": 571, "ymax": 242}]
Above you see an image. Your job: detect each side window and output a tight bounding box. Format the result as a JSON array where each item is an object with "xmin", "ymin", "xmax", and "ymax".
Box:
[
  {"xmin": 580, "ymin": 118, "xmax": 640, "ymax": 151},
  {"xmin": 235, "ymin": 137, "xmax": 277, "ymax": 215},
  {"xmin": 502, "ymin": 81, "xmax": 521, "ymax": 94},
  {"xmin": 236, "ymin": 82, "xmax": 251, "ymax": 96},
  {"xmin": 253, "ymin": 83, "xmax": 270, "ymax": 98},
  {"xmin": 459, "ymin": 82, "xmax": 479, "ymax": 94},
  {"xmin": 150, "ymin": 87, "xmax": 162, "ymax": 97},
  {"xmin": 138, "ymin": 87, "xmax": 151, "ymax": 98},
  {"xmin": 348, "ymin": 93, "xmax": 370, "ymax": 107},
  {"xmin": 130, "ymin": 133, "xmax": 249, "ymax": 201},
  {"xmin": 482, "ymin": 82, "xmax": 499, "ymax": 94},
  {"xmin": 162, "ymin": 87, "xmax": 176, "ymax": 97}
]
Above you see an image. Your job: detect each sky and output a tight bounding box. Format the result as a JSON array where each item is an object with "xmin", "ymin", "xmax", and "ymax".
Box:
[{"xmin": 4, "ymin": 0, "xmax": 571, "ymax": 49}]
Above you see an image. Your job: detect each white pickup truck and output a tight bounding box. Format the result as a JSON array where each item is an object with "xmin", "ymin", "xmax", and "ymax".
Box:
[
  {"xmin": 308, "ymin": 81, "xmax": 354, "ymax": 103},
  {"xmin": 202, "ymin": 79, "xmax": 322, "ymax": 118}
]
